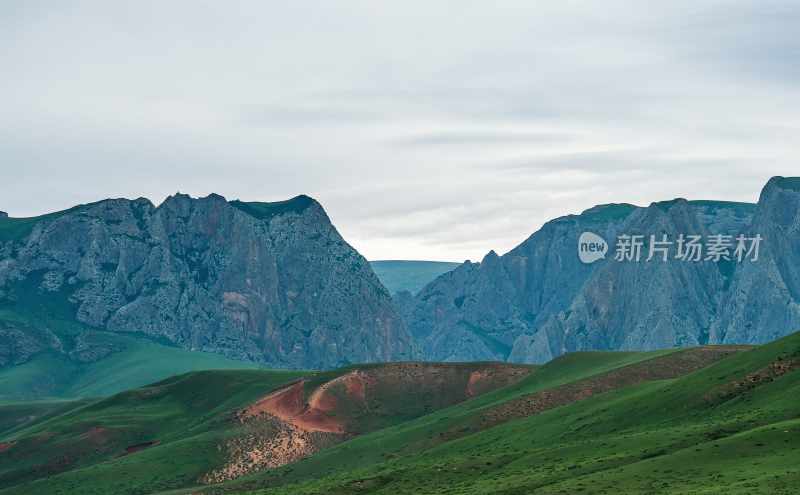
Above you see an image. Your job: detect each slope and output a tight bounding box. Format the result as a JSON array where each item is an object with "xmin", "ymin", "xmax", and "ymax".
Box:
[
  {"xmin": 221, "ymin": 333, "xmax": 800, "ymax": 495},
  {"xmin": 0, "ymin": 362, "xmax": 530, "ymax": 494}
]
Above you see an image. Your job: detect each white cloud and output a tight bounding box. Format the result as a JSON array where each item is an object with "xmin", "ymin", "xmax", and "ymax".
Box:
[{"xmin": 1, "ymin": 0, "xmax": 797, "ymax": 261}]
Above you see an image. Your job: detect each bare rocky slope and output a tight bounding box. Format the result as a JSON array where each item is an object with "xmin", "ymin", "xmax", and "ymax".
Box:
[
  {"xmin": 405, "ymin": 176, "xmax": 800, "ymax": 363},
  {"xmin": 0, "ymin": 193, "xmax": 415, "ymax": 370}
]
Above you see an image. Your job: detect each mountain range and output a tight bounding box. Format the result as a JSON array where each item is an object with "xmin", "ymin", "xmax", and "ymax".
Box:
[
  {"xmin": 403, "ymin": 176, "xmax": 800, "ymax": 363},
  {"xmin": 0, "ymin": 194, "xmax": 413, "ymax": 397},
  {"xmin": 1, "ymin": 176, "xmax": 799, "ymax": 399}
]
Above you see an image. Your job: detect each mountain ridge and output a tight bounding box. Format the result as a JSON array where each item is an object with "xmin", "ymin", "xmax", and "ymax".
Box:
[
  {"xmin": 405, "ymin": 176, "xmax": 798, "ymax": 363},
  {"xmin": 0, "ymin": 192, "xmax": 415, "ymax": 384}
]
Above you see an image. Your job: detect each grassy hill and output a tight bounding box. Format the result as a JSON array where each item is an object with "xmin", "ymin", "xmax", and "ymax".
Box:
[
  {"xmin": 1, "ymin": 334, "xmax": 798, "ymax": 494},
  {"xmin": 370, "ymin": 260, "xmax": 460, "ymax": 295},
  {"xmin": 0, "ymin": 283, "xmax": 259, "ymax": 400},
  {"xmin": 0, "ymin": 333, "xmax": 260, "ymax": 400}
]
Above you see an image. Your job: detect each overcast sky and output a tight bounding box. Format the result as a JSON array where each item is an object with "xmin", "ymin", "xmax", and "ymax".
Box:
[{"xmin": 2, "ymin": 1, "xmax": 798, "ymax": 261}]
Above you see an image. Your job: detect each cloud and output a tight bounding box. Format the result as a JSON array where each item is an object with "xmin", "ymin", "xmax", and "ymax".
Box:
[{"xmin": 1, "ymin": 0, "xmax": 798, "ymax": 262}]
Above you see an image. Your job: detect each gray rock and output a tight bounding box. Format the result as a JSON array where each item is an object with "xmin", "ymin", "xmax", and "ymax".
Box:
[
  {"xmin": 712, "ymin": 177, "xmax": 800, "ymax": 344},
  {"xmin": 406, "ymin": 178, "xmax": 797, "ymax": 363},
  {"xmin": 0, "ymin": 194, "xmax": 415, "ymax": 369}
]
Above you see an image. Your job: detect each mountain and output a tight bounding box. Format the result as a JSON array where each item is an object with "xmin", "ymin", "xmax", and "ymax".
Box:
[
  {"xmin": 1, "ymin": 333, "xmax": 797, "ymax": 494},
  {"xmin": 405, "ymin": 176, "xmax": 800, "ymax": 363},
  {"xmin": 369, "ymin": 260, "xmax": 460, "ymax": 295},
  {"xmin": 0, "ymin": 193, "xmax": 415, "ymax": 394}
]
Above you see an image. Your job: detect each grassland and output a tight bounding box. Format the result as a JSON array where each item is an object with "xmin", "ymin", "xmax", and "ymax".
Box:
[
  {"xmin": 0, "ymin": 335, "xmax": 798, "ymax": 495},
  {"xmin": 0, "ymin": 276, "xmax": 259, "ymax": 400},
  {"xmin": 0, "ymin": 334, "xmax": 260, "ymax": 400}
]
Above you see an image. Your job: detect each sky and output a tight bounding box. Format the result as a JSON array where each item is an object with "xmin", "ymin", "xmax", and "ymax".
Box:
[{"xmin": 2, "ymin": 1, "xmax": 798, "ymax": 261}]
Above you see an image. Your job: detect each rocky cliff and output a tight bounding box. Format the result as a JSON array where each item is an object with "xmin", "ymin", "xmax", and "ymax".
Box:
[
  {"xmin": 407, "ymin": 176, "xmax": 798, "ymax": 363},
  {"xmin": 0, "ymin": 194, "xmax": 415, "ymax": 369}
]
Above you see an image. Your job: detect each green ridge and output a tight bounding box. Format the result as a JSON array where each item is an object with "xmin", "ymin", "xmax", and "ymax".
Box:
[{"xmin": 229, "ymin": 196, "xmax": 315, "ymax": 221}]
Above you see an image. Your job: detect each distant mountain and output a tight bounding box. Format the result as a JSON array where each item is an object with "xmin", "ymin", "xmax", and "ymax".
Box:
[
  {"xmin": 0, "ymin": 193, "xmax": 415, "ymax": 395},
  {"xmin": 369, "ymin": 260, "xmax": 460, "ymax": 295},
  {"xmin": 405, "ymin": 176, "xmax": 800, "ymax": 363}
]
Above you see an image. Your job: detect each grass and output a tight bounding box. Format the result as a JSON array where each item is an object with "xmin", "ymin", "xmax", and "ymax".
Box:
[
  {"xmin": 0, "ymin": 202, "xmax": 104, "ymax": 242},
  {"xmin": 0, "ymin": 369, "xmax": 310, "ymax": 494},
  {"xmin": 228, "ymin": 196, "xmax": 315, "ymax": 221},
  {"xmin": 0, "ymin": 333, "xmax": 260, "ymax": 401},
  {"xmin": 228, "ymin": 335, "xmax": 800, "ymax": 495},
  {"xmin": 579, "ymin": 203, "xmax": 638, "ymax": 223},
  {"xmin": 0, "ymin": 275, "xmax": 260, "ymax": 401},
  {"xmin": 1, "ymin": 336, "xmax": 799, "ymax": 494},
  {"xmin": 0, "ymin": 400, "xmax": 89, "ymax": 438}
]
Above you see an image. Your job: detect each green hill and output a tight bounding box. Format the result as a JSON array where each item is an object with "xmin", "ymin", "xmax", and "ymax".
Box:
[
  {"xmin": 0, "ymin": 363, "xmax": 530, "ymax": 494},
  {"xmin": 370, "ymin": 260, "xmax": 460, "ymax": 295},
  {"xmin": 0, "ymin": 333, "xmax": 260, "ymax": 400},
  {"xmin": 0, "ymin": 288, "xmax": 259, "ymax": 400},
  {"xmin": 1, "ymin": 334, "xmax": 798, "ymax": 494}
]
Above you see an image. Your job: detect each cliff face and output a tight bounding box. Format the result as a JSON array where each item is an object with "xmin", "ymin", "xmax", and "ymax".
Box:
[
  {"xmin": 408, "ymin": 203, "xmax": 637, "ymax": 362},
  {"xmin": 0, "ymin": 194, "xmax": 415, "ymax": 369},
  {"xmin": 2, "ymin": 177, "xmax": 796, "ymax": 371},
  {"xmin": 408, "ymin": 177, "xmax": 797, "ymax": 363},
  {"xmin": 712, "ymin": 177, "xmax": 800, "ymax": 345}
]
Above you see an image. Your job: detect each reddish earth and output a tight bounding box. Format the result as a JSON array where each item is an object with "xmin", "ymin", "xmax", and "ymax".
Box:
[
  {"xmin": 707, "ymin": 357, "xmax": 800, "ymax": 403},
  {"xmin": 207, "ymin": 362, "xmax": 530, "ymax": 482},
  {"xmin": 120, "ymin": 440, "xmax": 161, "ymax": 457},
  {"xmin": 0, "ymin": 442, "xmax": 14, "ymax": 453},
  {"xmin": 478, "ymin": 346, "xmax": 747, "ymax": 430},
  {"xmin": 241, "ymin": 373, "xmax": 368, "ymax": 433},
  {"xmin": 241, "ymin": 364, "xmax": 529, "ymax": 435},
  {"xmin": 83, "ymin": 426, "xmax": 111, "ymax": 445}
]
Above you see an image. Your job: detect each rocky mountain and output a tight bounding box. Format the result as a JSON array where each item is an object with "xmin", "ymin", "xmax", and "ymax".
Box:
[
  {"xmin": 0, "ymin": 194, "xmax": 415, "ymax": 371},
  {"xmin": 406, "ymin": 176, "xmax": 799, "ymax": 363}
]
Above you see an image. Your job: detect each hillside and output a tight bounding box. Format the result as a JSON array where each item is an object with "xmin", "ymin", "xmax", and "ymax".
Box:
[
  {"xmin": 218, "ymin": 333, "xmax": 800, "ymax": 495},
  {"xmin": 2, "ymin": 334, "xmax": 798, "ymax": 494},
  {"xmin": 369, "ymin": 261, "xmax": 460, "ymax": 295},
  {"xmin": 0, "ymin": 362, "xmax": 530, "ymax": 494}
]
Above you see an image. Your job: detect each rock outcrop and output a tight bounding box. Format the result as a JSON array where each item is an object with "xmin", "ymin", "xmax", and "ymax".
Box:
[
  {"xmin": 0, "ymin": 194, "xmax": 415, "ymax": 369},
  {"xmin": 407, "ymin": 176, "xmax": 799, "ymax": 363}
]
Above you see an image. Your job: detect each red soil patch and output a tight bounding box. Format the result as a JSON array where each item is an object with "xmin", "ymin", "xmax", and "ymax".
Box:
[
  {"xmin": 243, "ymin": 381, "xmax": 306, "ymax": 422},
  {"xmin": 243, "ymin": 377, "xmax": 347, "ymax": 434},
  {"xmin": 241, "ymin": 370, "xmax": 379, "ymax": 434},
  {"xmin": 0, "ymin": 442, "xmax": 15, "ymax": 453},
  {"xmin": 707, "ymin": 357, "xmax": 800, "ymax": 403},
  {"xmin": 83, "ymin": 426, "xmax": 111, "ymax": 445},
  {"xmin": 209, "ymin": 363, "xmax": 531, "ymax": 482},
  {"xmin": 466, "ymin": 370, "xmax": 488, "ymax": 397},
  {"xmin": 241, "ymin": 365, "xmax": 530, "ymax": 435},
  {"xmin": 119, "ymin": 440, "xmax": 161, "ymax": 457}
]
